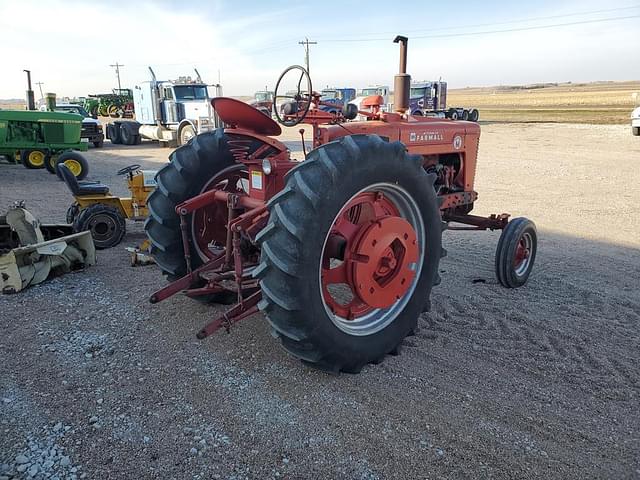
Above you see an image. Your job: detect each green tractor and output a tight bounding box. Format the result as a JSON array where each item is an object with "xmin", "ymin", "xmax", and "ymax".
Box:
[{"xmin": 0, "ymin": 110, "xmax": 90, "ymax": 179}]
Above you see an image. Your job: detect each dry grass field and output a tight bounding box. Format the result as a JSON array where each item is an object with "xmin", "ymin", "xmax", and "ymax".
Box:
[
  {"xmin": 3, "ymin": 80, "xmax": 639, "ymax": 124},
  {"xmin": 448, "ymin": 81, "xmax": 640, "ymax": 124}
]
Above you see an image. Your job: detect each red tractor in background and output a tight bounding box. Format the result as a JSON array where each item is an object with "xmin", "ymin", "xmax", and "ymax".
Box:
[{"xmin": 145, "ymin": 36, "xmax": 537, "ymax": 373}]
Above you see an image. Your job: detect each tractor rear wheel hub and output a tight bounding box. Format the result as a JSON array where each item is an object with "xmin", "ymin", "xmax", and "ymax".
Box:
[{"xmin": 350, "ymin": 216, "xmax": 419, "ymax": 309}]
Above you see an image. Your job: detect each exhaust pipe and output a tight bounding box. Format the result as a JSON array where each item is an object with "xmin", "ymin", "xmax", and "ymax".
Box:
[
  {"xmin": 393, "ymin": 36, "xmax": 410, "ymax": 113},
  {"xmin": 24, "ymin": 70, "xmax": 35, "ymax": 111}
]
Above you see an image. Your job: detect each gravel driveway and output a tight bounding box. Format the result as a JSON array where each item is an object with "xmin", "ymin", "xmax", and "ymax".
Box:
[{"xmin": 1, "ymin": 123, "xmax": 639, "ymax": 479}]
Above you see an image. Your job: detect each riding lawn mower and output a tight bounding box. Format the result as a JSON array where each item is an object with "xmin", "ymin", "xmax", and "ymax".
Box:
[
  {"xmin": 60, "ymin": 163, "xmax": 156, "ymax": 249},
  {"xmin": 145, "ymin": 36, "xmax": 538, "ymax": 373}
]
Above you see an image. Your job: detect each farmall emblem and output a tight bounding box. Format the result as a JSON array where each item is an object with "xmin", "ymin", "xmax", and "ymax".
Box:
[
  {"xmin": 453, "ymin": 135, "xmax": 463, "ymax": 149},
  {"xmin": 409, "ymin": 131, "xmax": 444, "ymax": 142}
]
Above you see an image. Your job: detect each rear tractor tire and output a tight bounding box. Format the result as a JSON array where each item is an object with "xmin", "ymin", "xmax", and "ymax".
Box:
[
  {"xmin": 145, "ymin": 129, "xmax": 243, "ymax": 303},
  {"xmin": 21, "ymin": 149, "xmax": 49, "ymax": 169},
  {"xmin": 74, "ymin": 204, "xmax": 126, "ymax": 249},
  {"xmin": 55, "ymin": 151, "xmax": 89, "ymax": 180},
  {"xmin": 255, "ymin": 134, "xmax": 443, "ymax": 373},
  {"xmin": 495, "ymin": 217, "xmax": 537, "ymax": 288}
]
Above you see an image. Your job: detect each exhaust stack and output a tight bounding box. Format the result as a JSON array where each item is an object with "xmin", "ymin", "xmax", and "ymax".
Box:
[{"xmin": 393, "ymin": 36, "xmax": 410, "ymax": 114}]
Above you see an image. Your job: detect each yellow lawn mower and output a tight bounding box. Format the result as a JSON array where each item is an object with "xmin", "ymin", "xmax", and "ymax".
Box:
[{"xmin": 59, "ymin": 163, "xmax": 156, "ymax": 248}]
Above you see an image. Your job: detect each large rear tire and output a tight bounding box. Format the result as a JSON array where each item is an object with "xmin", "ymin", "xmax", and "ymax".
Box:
[
  {"xmin": 55, "ymin": 151, "xmax": 89, "ymax": 180},
  {"xmin": 21, "ymin": 149, "xmax": 49, "ymax": 169},
  {"xmin": 145, "ymin": 129, "xmax": 238, "ymax": 279},
  {"xmin": 255, "ymin": 135, "xmax": 443, "ymax": 373},
  {"xmin": 74, "ymin": 204, "xmax": 126, "ymax": 249}
]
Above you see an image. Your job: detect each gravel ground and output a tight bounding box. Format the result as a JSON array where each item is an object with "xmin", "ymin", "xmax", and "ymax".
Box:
[{"xmin": 1, "ymin": 123, "xmax": 639, "ymax": 479}]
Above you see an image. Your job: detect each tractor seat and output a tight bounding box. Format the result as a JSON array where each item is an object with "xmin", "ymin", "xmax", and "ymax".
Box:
[
  {"xmin": 362, "ymin": 95, "xmax": 384, "ymax": 108},
  {"xmin": 58, "ymin": 164, "xmax": 110, "ymax": 196}
]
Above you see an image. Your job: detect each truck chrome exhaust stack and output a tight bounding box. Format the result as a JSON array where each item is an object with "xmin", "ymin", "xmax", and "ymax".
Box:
[{"xmin": 393, "ymin": 36, "xmax": 410, "ymax": 114}]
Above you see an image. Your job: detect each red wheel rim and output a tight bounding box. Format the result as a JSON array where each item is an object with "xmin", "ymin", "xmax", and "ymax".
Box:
[
  {"xmin": 321, "ymin": 190, "xmax": 421, "ymax": 322},
  {"xmin": 513, "ymin": 232, "xmax": 533, "ymax": 276},
  {"xmin": 191, "ymin": 165, "xmax": 248, "ymax": 262}
]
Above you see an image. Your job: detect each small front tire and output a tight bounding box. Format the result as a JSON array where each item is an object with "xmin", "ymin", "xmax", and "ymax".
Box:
[{"xmin": 495, "ymin": 217, "xmax": 537, "ymax": 288}]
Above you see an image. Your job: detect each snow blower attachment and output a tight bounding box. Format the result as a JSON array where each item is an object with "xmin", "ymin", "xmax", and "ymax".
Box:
[
  {"xmin": 0, "ymin": 204, "xmax": 96, "ymax": 293},
  {"xmin": 146, "ymin": 35, "xmax": 537, "ymax": 373}
]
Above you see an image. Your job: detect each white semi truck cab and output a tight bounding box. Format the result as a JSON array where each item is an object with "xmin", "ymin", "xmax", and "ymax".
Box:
[{"xmin": 107, "ymin": 68, "xmax": 223, "ymax": 147}]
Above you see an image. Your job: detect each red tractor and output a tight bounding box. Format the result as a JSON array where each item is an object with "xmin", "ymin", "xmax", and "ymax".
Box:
[{"xmin": 145, "ymin": 36, "xmax": 537, "ymax": 373}]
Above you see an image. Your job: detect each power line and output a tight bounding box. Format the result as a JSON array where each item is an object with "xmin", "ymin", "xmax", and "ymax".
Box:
[
  {"xmin": 313, "ymin": 4, "xmax": 640, "ymax": 40},
  {"xmin": 109, "ymin": 62, "xmax": 124, "ymax": 90},
  {"xmin": 320, "ymin": 14, "xmax": 640, "ymax": 43}
]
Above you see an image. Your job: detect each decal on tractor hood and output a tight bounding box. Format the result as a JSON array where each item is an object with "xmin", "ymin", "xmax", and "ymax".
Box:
[{"xmin": 408, "ymin": 131, "xmax": 444, "ymax": 142}]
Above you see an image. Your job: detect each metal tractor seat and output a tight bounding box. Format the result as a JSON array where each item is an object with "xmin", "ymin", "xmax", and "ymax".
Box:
[{"xmin": 58, "ymin": 164, "xmax": 109, "ymax": 196}]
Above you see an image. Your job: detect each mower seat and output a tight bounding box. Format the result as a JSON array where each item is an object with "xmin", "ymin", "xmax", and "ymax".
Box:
[{"xmin": 58, "ymin": 164, "xmax": 110, "ymax": 196}]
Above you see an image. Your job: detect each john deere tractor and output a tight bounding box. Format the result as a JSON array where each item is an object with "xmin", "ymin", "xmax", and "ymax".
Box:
[{"xmin": 0, "ymin": 110, "xmax": 90, "ymax": 179}]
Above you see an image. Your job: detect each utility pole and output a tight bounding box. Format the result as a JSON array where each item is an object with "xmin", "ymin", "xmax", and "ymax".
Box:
[
  {"xmin": 35, "ymin": 81, "xmax": 45, "ymax": 101},
  {"xmin": 298, "ymin": 38, "xmax": 317, "ymax": 74},
  {"xmin": 109, "ymin": 62, "xmax": 124, "ymax": 90}
]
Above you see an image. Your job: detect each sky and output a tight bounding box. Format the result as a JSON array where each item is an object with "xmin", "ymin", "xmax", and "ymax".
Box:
[{"xmin": 0, "ymin": 0, "xmax": 639, "ymax": 99}]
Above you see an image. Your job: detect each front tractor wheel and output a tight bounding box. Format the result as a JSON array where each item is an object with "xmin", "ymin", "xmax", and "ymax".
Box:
[
  {"xmin": 256, "ymin": 135, "xmax": 443, "ymax": 373},
  {"xmin": 74, "ymin": 204, "xmax": 126, "ymax": 249},
  {"xmin": 495, "ymin": 217, "xmax": 537, "ymax": 288}
]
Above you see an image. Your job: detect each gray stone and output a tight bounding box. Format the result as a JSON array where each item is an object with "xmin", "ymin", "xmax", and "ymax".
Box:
[
  {"xmin": 53, "ymin": 422, "xmax": 63, "ymax": 432},
  {"xmin": 189, "ymin": 447, "xmax": 198, "ymax": 455},
  {"xmin": 88, "ymin": 416, "xmax": 99, "ymax": 424},
  {"xmin": 27, "ymin": 464, "xmax": 38, "ymax": 476},
  {"xmin": 16, "ymin": 464, "xmax": 28, "ymax": 473},
  {"xmin": 15, "ymin": 454, "xmax": 29, "ymax": 464},
  {"xmin": 60, "ymin": 456, "xmax": 71, "ymax": 467}
]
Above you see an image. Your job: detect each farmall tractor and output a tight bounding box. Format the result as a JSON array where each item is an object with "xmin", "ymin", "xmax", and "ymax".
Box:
[{"xmin": 145, "ymin": 36, "xmax": 537, "ymax": 373}]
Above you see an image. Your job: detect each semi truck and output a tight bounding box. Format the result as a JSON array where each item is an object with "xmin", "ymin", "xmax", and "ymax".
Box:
[
  {"xmin": 319, "ymin": 87, "xmax": 356, "ymax": 114},
  {"xmin": 106, "ymin": 68, "xmax": 222, "ymax": 147},
  {"xmin": 409, "ymin": 81, "xmax": 479, "ymax": 121}
]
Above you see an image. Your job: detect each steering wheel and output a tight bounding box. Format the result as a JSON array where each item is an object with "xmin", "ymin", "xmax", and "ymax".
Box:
[
  {"xmin": 117, "ymin": 164, "xmax": 141, "ymax": 176},
  {"xmin": 273, "ymin": 65, "xmax": 313, "ymax": 127}
]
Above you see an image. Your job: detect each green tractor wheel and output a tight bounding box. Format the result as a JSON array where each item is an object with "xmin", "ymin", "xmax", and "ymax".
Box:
[
  {"xmin": 21, "ymin": 149, "xmax": 49, "ymax": 169},
  {"xmin": 55, "ymin": 151, "xmax": 89, "ymax": 180},
  {"xmin": 98, "ymin": 105, "xmax": 109, "ymax": 117},
  {"xmin": 108, "ymin": 104, "xmax": 119, "ymax": 117}
]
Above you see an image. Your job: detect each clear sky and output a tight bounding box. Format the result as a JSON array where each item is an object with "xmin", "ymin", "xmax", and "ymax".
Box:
[{"xmin": 1, "ymin": 0, "xmax": 638, "ymax": 99}]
